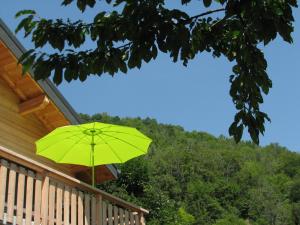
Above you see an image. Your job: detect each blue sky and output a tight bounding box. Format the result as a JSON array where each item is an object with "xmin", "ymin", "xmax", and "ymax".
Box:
[{"xmin": 1, "ymin": 1, "xmax": 300, "ymax": 151}]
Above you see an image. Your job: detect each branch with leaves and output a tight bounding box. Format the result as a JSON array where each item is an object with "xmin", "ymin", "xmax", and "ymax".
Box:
[{"xmin": 15, "ymin": 0, "xmax": 298, "ymax": 144}]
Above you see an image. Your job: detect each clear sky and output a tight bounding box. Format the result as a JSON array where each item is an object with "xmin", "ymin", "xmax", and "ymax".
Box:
[{"xmin": 1, "ymin": 1, "xmax": 300, "ymax": 151}]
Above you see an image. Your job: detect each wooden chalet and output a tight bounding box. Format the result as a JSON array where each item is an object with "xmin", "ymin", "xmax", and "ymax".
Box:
[{"xmin": 0, "ymin": 19, "xmax": 148, "ymax": 225}]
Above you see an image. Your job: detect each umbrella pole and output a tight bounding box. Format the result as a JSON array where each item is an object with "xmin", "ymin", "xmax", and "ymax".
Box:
[{"xmin": 91, "ymin": 133, "xmax": 95, "ymax": 187}]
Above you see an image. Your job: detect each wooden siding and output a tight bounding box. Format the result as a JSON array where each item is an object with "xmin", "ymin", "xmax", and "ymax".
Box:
[
  {"xmin": 0, "ymin": 39, "xmax": 116, "ymax": 181},
  {"xmin": 0, "ymin": 78, "xmax": 74, "ymax": 174}
]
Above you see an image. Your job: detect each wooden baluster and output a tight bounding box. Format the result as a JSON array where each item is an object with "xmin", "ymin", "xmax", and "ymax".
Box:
[
  {"xmin": 84, "ymin": 193, "xmax": 90, "ymax": 225},
  {"xmin": 124, "ymin": 211, "xmax": 129, "ymax": 225},
  {"xmin": 102, "ymin": 201, "xmax": 107, "ymax": 225},
  {"xmin": 48, "ymin": 181, "xmax": 56, "ymax": 225},
  {"xmin": 113, "ymin": 206, "xmax": 119, "ymax": 225},
  {"xmin": 16, "ymin": 167, "xmax": 26, "ymax": 225},
  {"xmin": 34, "ymin": 174, "xmax": 43, "ymax": 225},
  {"xmin": 91, "ymin": 196, "xmax": 97, "ymax": 225},
  {"xmin": 140, "ymin": 213, "xmax": 146, "ymax": 225},
  {"xmin": 25, "ymin": 170, "xmax": 34, "ymax": 225},
  {"xmin": 96, "ymin": 195, "xmax": 103, "ymax": 225},
  {"xmin": 7, "ymin": 163, "xmax": 17, "ymax": 223},
  {"xmin": 134, "ymin": 214, "xmax": 140, "ymax": 225},
  {"xmin": 129, "ymin": 212, "xmax": 135, "ymax": 225},
  {"xmin": 41, "ymin": 176, "xmax": 50, "ymax": 225},
  {"xmin": 78, "ymin": 191, "xmax": 84, "ymax": 225},
  {"xmin": 108, "ymin": 204, "xmax": 113, "ymax": 225},
  {"xmin": 64, "ymin": 186, "xmax": 70, "ymax": 225},
  {"xmin": 119, "ymin": 209, "xmax": 124, "ymax": 225},
  {"xmin": 0, "ymin": 159, "xmax": 8, "ymax": 220},
  {"xmin": 56, "ymin": 183, "xmax": 63, "ymax": 225},
  {"xmin": 71, "ymin": 188, "xmax": 77, "ymax": 225}
]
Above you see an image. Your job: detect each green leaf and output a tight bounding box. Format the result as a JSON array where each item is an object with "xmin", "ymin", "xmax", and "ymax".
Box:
[
  {"xmin": 18, "ymin": 49, "xmax": 35, "ymax": 64},
  {"xmin": 53, "ymin": 67, "xmax": 63, "ymax": 85},
  {"xmin": 15, "ymin": 10, "xmax": 36, "ymax": 18},
  {"xmin": 203, "ymin": 0, "xmax": 212, "ymax": 7},
  {"xmin": 15, "ymin": 16, "xmax": 34, "ymax": 33},
  {"xmin": 22, "ymin": 54, "xmax": 36, "ymax": 75}
]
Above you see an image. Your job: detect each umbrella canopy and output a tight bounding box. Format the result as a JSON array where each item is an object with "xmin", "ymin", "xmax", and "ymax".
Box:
[{"xmin": 36, "ymin": 122, "xmax": 152, "ymax": 186}]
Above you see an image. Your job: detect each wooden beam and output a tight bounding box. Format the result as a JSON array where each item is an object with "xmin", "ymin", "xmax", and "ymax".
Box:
[
  {"xmin": 19, "ymin": 94, "xmax": 50, "ymax": 116},
  {"xmin": 0, "ymin": 72, "xmax": 27, "ymax": 100}
]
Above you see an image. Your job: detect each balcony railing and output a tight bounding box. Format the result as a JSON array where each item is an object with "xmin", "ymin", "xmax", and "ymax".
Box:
[{"xmin": 0, "ymin": 145, "xmax": 148, "ymax": 225}]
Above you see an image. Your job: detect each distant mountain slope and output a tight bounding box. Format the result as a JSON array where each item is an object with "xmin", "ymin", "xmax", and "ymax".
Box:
[{"xmin": 80, "ymin": 113, "xmax": 300, "ymax": 225}]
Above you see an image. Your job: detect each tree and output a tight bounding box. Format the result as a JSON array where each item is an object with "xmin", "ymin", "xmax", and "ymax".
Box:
[
  {"xmin": 15, "ymin": 0, "xmax": 298, "ymax": 144},
  {"xmin": 78, "ymin": 113, "xmax": 300, "ymax": 225}
]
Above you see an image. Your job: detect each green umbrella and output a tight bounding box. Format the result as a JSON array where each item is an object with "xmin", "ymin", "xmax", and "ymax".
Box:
[{"xmin": 35, "ymin": 122, "xmax": 152, "ymax": 186}]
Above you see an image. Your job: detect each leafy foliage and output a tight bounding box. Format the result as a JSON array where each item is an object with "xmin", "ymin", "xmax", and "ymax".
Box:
[
  {"xmin": 81, "ymin": 113, "xmax": 300, "ymax": 225},
  {"xmin": 15, "ymin": 0, "xmax": 298, "ymax": 144}
]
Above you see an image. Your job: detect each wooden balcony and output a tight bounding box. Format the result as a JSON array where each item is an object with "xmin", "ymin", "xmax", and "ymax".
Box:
[{"xmin": 0, "ymin": 145, "xmax": 148, "ymax": 225}]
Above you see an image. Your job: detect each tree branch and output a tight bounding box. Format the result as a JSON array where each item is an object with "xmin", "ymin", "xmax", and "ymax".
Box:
[{"xmin": 189, "ymin": 8, "xmax": 225, "ymax": 21}]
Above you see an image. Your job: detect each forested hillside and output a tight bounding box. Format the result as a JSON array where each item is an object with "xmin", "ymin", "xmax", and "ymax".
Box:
[{"xmin": 80, "ymin": 113, "xmax": 300, "ymax": 225}]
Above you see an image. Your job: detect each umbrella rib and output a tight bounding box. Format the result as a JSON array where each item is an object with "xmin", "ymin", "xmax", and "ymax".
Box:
[
  {"xmin": 38, "ymin": 129, "xmax": 83, "ymax": 141},
  {"xmin": 57, "ymin": 134, "xmax": 89, "ymax": 164},
  {"xmin": 100, "ymin": 133, "xmax": 148, "ymax": 154},
  {"xmin": 99, "ymin": 125, "xmax": 113, "ymax": 131},
  {"xmin": 99, "ymin": 130, "xmax": 151, "ymax": 140},
  {"xmin": 37, "ymin": 132, "xmax": 86, "ymax": 153},
  {"xmin": 95, "ymin": 134, "xmax": 124, "ymax": 163}
]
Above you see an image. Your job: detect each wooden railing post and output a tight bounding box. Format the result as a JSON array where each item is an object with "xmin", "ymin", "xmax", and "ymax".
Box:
[
  {"xmin": 34, "ymin": 174, "xmax": 43, "ymax": 225},
  {"xmin": 0, "ymin": 159, "xmax": 8, "ymax": 220},
  {"xmin": 97, "ymin": 195, "xmax": 103, "ymax": 225},
  {"xmin": 41, "ymin": 175, "xmax": 50, "ymax": 225},
  {"xmin": 140, "ymin": 213, "xmax": 146, "ymax": 225}
]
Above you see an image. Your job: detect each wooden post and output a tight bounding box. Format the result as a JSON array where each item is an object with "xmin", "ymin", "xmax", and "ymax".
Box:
[
  {"xmin": 25, "ymin": 170, "xmax": 34, "ymax": 225},
  {"xmin": 91, "ymin": 196, "xmax": 97, "ymax": 225},
  {"xmin": 97, "ymin": 195, "xmax": 103, "ymax": 225},
  {"xmin": 7, "ymin": 163, "xmax": 17, "ymax": 223},
  {"xmin": 16, "ymin": 167, "xmax": 26, "ymax": 225},
  {"xmin": 64, "ymin": 186, "xmax": 70, "ymax": 225},
  {"xmin": 41, "ymin": 175, "xmax": 50, "ymax": 225},
  {"xmin": 34, "ymin": 174, "xmax": 43, "ymax": 225},
  {"xmin": 140, "ymin": 213, "xmax": 146, "ymax": 225},
  {"xmin": 113, "ymin": 206, "xmax": 118, "ymax": 225},
  {"xmin": 84, "ymin": 193, "xmax": 91, "ymax": 225},
  {"xmin": 0, "ymin": 159, "xmax": 8, "ymax": 220},
  {"xmin": 56, "ymin": 183, "xmax": 63, "ymax": 225},
  {"xmin": 71, "ymin": 188, "xmax": 77, "ymax": 225}
]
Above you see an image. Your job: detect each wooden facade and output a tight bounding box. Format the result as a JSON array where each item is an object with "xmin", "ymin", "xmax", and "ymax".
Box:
[{"xmin": 0, "ymin": 19, "xmax": 148, "ymax": 224}]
